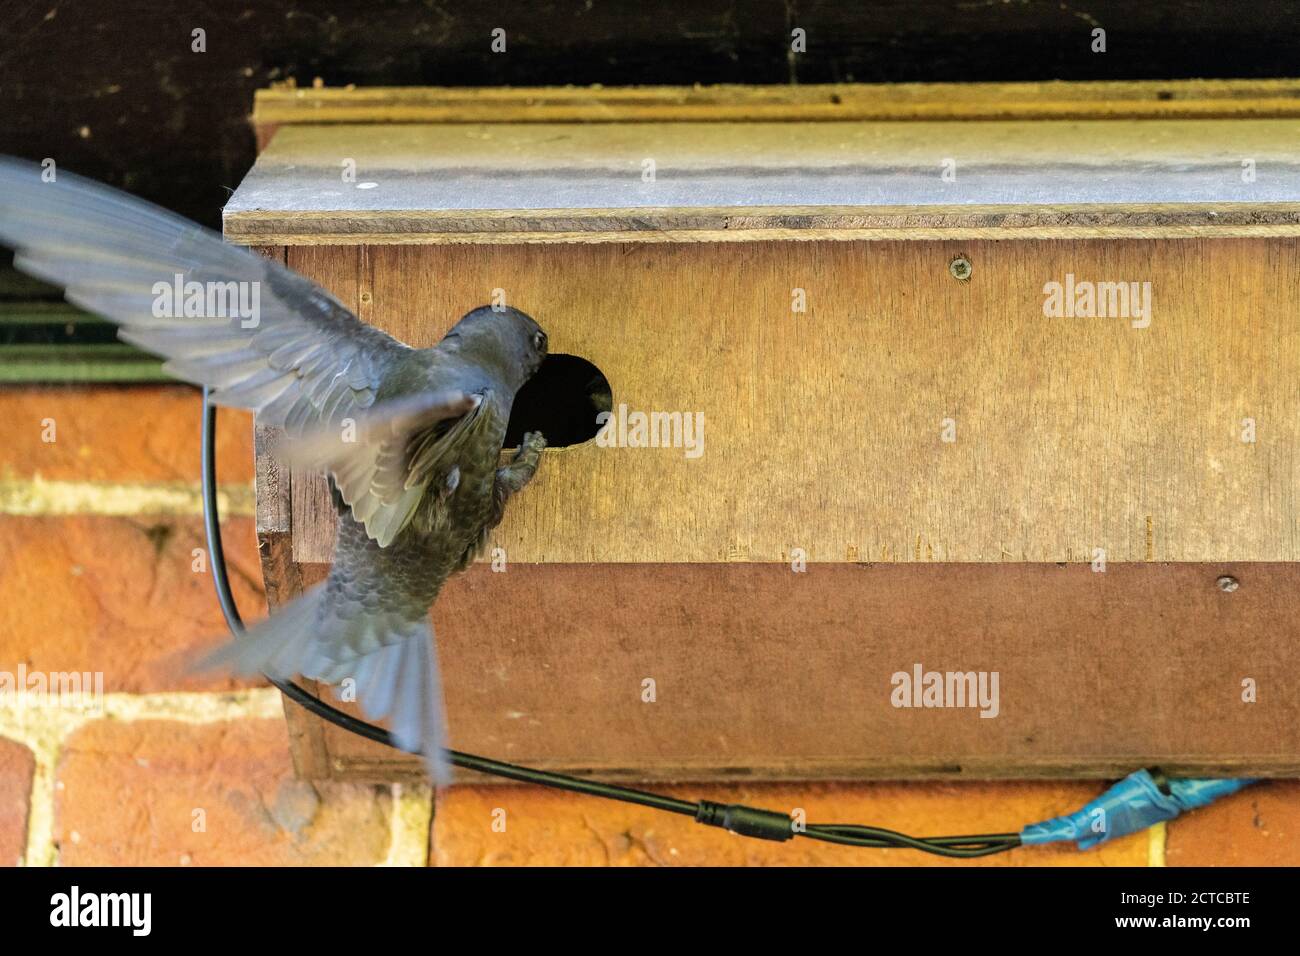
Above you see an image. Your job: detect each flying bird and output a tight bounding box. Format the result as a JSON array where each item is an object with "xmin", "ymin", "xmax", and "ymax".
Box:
[{"xmin": 0, "ymin": 158, "xmax": 550, "ymax": 780}]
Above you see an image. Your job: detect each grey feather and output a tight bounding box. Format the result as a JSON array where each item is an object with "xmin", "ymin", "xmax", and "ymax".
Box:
[{"xmin": 202, "ymin": 587, "xmax": 451, "ymax": 782}]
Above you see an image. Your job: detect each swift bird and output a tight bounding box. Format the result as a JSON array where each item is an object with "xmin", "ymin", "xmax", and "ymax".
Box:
[{"xmin": 0, "ymin": 158, "xmax": 550, "ymax": 779}]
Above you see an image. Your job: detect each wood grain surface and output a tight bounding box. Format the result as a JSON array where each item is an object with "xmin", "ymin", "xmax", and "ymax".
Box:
[
  {"xmin": 295, "ymin": 562, "xmax": 1300, "ymax": 782},
  {"xmin": 268, "ymin": 239, "xmax": 1300, "ymax": 566}
]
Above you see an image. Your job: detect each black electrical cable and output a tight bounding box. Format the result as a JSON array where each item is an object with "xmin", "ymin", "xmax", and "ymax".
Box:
[{"xmin": 201, "ymin": 388, "xmax": 1020, "ymax": 858}]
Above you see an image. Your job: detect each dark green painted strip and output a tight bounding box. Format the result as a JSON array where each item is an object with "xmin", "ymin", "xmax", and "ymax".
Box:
[{"xmin": 0, "ymin": 296, "xmax": 171, "ymax": 384}]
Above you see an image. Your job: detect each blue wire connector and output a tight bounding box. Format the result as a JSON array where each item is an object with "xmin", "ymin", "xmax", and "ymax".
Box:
[{"xmin": 1020, "ymin": 770, "xmax": 1256, "ymax": 849}]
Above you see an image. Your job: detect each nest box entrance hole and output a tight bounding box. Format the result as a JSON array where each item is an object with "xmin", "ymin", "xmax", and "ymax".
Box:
[{"xmin": 504, "ymin": 353, "xmax": 611, "ymax": 448}]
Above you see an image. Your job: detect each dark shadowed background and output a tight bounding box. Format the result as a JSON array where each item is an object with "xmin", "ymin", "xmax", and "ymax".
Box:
[{"xmin": 0, "ymin": 0, "xmax": 1297, "ymax": 225}]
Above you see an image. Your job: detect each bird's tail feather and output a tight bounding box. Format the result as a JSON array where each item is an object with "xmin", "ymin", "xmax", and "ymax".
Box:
[{"xmin": 200, "ymin": 586, "xmax": 451, "ymax": 782}]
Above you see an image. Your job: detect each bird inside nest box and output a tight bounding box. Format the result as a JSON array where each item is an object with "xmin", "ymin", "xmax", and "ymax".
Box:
[{"xmin": 226, "ymin": 81, "xmax": 1300, "ymax": 784}]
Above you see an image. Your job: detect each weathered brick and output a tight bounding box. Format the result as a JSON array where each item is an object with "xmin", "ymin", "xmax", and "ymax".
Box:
[
  {"xmin": 432, "ymin": 781, "xmax": 1148, "ymax": 866},
  {"xmin": 1166, "ymin": 781, "xmax": 1300, "ymax": 866},
  {"xmin": 0, "ymin": 386, "xmax": 253, "ymax": 484},
  {"xmin": 56, "ymin": 719, "xmax": 392, "ymax": 865},
  {"xmin": 0, "ymin": 737, "xmax": 35, "ymax": 867},
  {"xmin": 0, "ymin": 516, "xmax": 266, "ymax": 692}
]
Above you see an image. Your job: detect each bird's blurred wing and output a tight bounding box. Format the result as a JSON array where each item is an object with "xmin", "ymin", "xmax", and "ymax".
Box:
[
  {"xmin": 0, "ymin": 157, "xmax": 407, "ymax": 436},
  {"xmin": 0, "ymin": 156, "xmax": 462, "ymax": 543}
]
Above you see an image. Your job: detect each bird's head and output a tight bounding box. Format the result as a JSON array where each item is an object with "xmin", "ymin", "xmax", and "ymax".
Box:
[{"xmin": 440, "ymin": 305, "xmax": 548, "ymax": 390}]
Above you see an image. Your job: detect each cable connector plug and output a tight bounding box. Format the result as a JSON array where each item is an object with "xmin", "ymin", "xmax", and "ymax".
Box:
[
  {"xmin": 695, "ymin": 800, "xmax": 795, "ymax": 842},
  {"xmin": 1019, "ymin": 770, "xmax": 1255, "ymax": 849}
]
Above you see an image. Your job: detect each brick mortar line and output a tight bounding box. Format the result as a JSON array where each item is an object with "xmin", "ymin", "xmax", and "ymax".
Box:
[
  {"xmin": 0, "ymin": 688, "xmax": 283, "ymax": 866},
  {"xmin": 1148, "ymin": 821, "xmax": 1167, "ymax": 867},
  {"xmin": 381, "ymin": 783, "xmax": 434, "ymax": 867},
  {"xmin": 0, "ymin": 477, "xmax": 255, "ymax": 517}
]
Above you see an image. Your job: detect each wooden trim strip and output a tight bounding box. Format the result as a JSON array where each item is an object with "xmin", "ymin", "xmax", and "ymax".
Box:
[
  {"xmin": 254, "ymin": 79, "xmax": 1300, "ymax": 126},
  {"xmin": 225, "ymin": 204, "xmax": 1300, "ymax": 246}
]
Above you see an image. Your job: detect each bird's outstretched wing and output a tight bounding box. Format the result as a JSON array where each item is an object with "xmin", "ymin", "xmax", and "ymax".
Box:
[
  {"xmin": 0, "ymin": 157, "xmax": 463, "ymax": 546},
  {"xmin": 279, "ymin": 389, "xmax": 494, "ymax": 547}
]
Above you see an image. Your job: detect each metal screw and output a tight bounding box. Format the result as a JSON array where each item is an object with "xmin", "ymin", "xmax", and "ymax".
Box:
[
  {"xmin": 1216, "ymin": 575, "xmax": 1239, "ymax": 593},
  {"xmin": 949, "ymin": 256, "xmax": 972, "ymax": 281}
]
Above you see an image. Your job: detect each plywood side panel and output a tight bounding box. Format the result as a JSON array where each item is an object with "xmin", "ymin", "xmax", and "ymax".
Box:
[
  {"xmin": 284, "ymin": 238, "xmax": 1300, "ymax": 565},
  {"xmin": 312, "ymin": 562, "xmax": 1300, "ymax": 782}
]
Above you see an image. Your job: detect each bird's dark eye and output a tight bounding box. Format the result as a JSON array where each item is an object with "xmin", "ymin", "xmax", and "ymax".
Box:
[{"xmin": 533, "ymin": 331, "xmax": 548, "ymax": 352}]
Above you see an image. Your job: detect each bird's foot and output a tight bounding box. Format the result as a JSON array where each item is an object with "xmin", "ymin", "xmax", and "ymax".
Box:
[{"xmin": 516, "ymin": 431, "xmax": 547, "ymax": 463}]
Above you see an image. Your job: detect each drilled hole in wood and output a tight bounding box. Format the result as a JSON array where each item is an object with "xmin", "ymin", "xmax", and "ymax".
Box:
[{"xmin": 504, "ymin": 353, "xmax": 612, "ymax": 448}]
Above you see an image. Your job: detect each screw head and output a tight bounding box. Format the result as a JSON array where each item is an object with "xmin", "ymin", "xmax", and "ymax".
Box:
[
  {"xmin": 1216, "ymin": 575, "xmax": 1240, "ymax": 593},
  {"xmin": 949, "ymin": 256, "xmax": 972, "ymax": 281}
]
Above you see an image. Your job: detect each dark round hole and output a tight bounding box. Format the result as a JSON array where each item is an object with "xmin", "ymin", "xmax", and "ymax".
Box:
[{"xmin": 504, "ymin": 353, "xmax": 612, "ymax": 448}]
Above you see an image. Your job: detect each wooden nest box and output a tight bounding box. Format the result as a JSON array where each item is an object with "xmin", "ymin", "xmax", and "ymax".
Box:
[{"xmin": 225, "ymin": 81, "xmax": 1300, "ymax": 783}]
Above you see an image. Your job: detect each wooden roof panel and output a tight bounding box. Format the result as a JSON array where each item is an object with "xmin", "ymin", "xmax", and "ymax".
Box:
[{"xmin": 225, "ymin": 118, "xmax": 1300, "ymax": 244}]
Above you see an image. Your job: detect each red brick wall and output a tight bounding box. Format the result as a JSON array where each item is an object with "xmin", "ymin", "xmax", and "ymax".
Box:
[
  {"xmin": 0, "ymin": 385, "xmax": 1293, "ymax": 866},
  {"xmin": 0, "ymin": 387, "xmax": 417, "ymax": 866}
]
